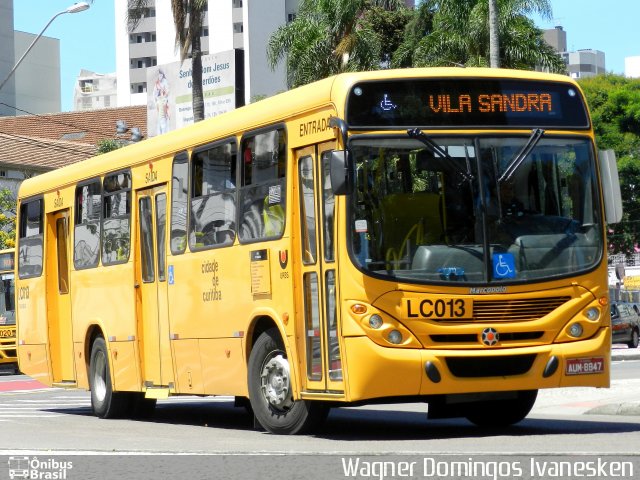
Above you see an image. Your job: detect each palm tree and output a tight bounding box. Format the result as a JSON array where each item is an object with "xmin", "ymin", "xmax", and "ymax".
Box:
[
  {"xmin": 128, "ymin": 0, "xmax": 207, "ymax": 122},
  {"xmin": 267, "ymin": 0, "xmax": 406, "ymax": 89},
  {"xmin": 488, "ymin": 0, "xmax": 499, "ymax": 67},
  {"xmin": 397, "ymin": 0, "xmax": 565, "ymax": 73}
]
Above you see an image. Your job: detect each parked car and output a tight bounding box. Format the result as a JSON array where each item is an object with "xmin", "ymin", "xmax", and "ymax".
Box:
[{"xmin": 610, "ymin": 302, "xmax": 640, "ymax": 348}]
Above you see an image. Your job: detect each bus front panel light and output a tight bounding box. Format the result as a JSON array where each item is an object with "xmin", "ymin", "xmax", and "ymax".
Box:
[
  {"xmin": 585, "ymin": 307, "xmax": 600, "ymax": 321},
  {"xmin": 369, "ymin": 314, "xmax": 383, "ymax": 329},
  {"xmin": 568, "ymin": 323, "xmax": 584, "ymax": 338},
  {"xmin": 388, "ymin": 330, "xmax": 403, "ymax": 344}
]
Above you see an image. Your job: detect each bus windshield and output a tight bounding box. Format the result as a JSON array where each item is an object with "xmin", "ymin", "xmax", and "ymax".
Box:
[
  {"xmin": 349, "ymin": 135, "xmax": 603, "ymax": 284},
  {"xmin": 0, "ymin": 272, "xmax": 15, "ymax": 325}
]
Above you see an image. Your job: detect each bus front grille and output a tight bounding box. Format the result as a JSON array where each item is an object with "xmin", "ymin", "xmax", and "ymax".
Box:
[
  {"xmin": 445, "ymin": 354, "xmax": 537, "ymax": 378},
  {"xmin": 471, "ymin": 296, "xmax": 570, "ymax": 322}
]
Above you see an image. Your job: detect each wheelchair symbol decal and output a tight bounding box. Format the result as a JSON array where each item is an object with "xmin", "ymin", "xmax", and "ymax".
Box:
[{"xmin": 492, "ymin": 253, "xmax": 516, "ymax": 279}]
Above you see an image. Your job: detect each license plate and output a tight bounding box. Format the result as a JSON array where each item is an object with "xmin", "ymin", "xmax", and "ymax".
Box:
[
  {"xmin": 404, "ymin": 297, "xmax": 473, "ymax": 320},
  {"xmin": 565, "ymin": 357, "xmax": 605, "ymax": 375}
]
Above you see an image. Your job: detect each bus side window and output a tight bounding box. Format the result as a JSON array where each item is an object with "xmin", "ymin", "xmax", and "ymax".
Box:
[
  {"xmin": 74, "ymin": 180, "xmax": 101, "ymax": 269},
  {"xmin": 18, "ymin": 199, "xmax": 44, "ymax": 278},
  {"xmin": 170, "ymin": 151, "xmax": 189, "ymax": 254},
  {"xmin": 239, "ymin": 128, "xmax": 286, "ymax": 242},
  {"xmin": 189, "ymin": 140, "xmax": 237, "ymax": 249},
  {"xmin": 102, "ymin": 171, "xmax": 131, "ymax": 264}
]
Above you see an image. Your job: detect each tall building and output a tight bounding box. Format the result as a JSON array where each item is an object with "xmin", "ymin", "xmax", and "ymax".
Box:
[
  {"xmin": 0, "ymin": 1, "xmax": 62, "ymax": 116},
  {"xmin": 114, "ymin": 0, "xmax": 298, "ymax": 108},
  {"xmin": 0, "ymin": 0, "xmax": 16, "ymax": 117},
  {"xmin": 14, "ymin": 31, "xmax": 61, "ymax": 115},
  {"xmin": 543, "ymin": 26, "xmax": 606, "ymax": 79}
]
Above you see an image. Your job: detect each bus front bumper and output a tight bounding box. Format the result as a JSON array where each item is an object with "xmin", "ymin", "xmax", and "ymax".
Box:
[{"xmin": 342, "ymin": 327, "xmax": 610, "ymax": 402}]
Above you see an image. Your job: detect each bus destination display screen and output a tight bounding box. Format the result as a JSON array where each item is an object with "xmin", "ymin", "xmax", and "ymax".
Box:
[
  {"xmin": 346, "ymin": 78, "xmax": 590, "ymax": 129},
  {"xmin": 0, "ymin": 253, "xmax": 13, "ymax": 272}
]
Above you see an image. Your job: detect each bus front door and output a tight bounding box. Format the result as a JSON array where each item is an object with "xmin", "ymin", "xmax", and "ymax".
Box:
[
  {"xmin": 135, "ymin": 186, "xmax": 173, "ymax": 389},
  {"xmin": 45, "ymin": 210, "xmax": 75, "ymax": 383},
  {"xmin": 294, "ymin": 144, "xmax": 344, "ymax": 395}
]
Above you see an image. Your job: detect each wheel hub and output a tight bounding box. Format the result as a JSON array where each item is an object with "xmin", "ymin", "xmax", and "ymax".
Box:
[{"xmin": 260, "ymin": 354, "xmax": 292, "ymax": 410}]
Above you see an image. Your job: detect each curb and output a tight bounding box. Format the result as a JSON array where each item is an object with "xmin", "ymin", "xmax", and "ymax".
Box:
[
  {"xmin": 611, "ymin": 350, "xmax": 640, "ymax": 361},
  {"xmin": 585, "ymin": 402, "xmax": 640, "ymax": 416}
]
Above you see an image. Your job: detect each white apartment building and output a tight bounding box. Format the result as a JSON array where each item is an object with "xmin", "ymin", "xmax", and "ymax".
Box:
[
  {"xmin": 625, "ymin": 56, "xmax": 640, "ymax": 78},
  {"xmin": 114, "ymin": 0, "xmax": 299, "ymax": 108},
  {"xmin": 73, "ymin": 69, "xmax": 118, "ymax": 111}
]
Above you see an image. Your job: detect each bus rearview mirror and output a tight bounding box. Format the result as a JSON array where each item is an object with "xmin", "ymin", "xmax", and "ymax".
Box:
[
  {"xmin": 330, "ymin": 150, "xmax": 351, "ymax": 196},
  {"xmin": 599, "ymin": 149, "xmax": 623, "ymax": 224}
]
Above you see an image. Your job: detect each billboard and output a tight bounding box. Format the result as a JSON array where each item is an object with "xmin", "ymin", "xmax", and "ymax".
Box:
[{"xmin": 146, "ymin": 50, "xmax": 237, "ymax": 137}]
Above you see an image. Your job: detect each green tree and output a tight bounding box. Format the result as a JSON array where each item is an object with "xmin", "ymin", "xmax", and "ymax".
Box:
[
  {"xmin": 97, "ymin": 139, "xmax": 122, "ymax": 154},
  {"xmin": 395, "ymin": 0, "xmax": 565, "ymax": 72},
  {"xmin": 127, "ymin": 0, "xmax": 207, "ymax": 122},
  {"xmin": 267, "ymin": 0, "xmax": 406, "ymax": 88},
  {"xmin": 0, "ymin": 189, "xmax": 16, "ymax": 249},
  {"xmin": 579, "ymin": 74, "xmax": 640, "ymax": 254}
]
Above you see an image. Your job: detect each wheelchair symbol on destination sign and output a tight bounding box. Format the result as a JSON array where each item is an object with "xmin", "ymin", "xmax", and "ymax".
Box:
[{"xmin": 493, "ymin": 253, "xmax": 516, "ymax": 279}]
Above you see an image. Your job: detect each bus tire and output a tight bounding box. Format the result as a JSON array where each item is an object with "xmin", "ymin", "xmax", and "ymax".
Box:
[
  {"xmin": 464, "ymin": 390, "xmax": 538, "ymax": 427},
  {"xmin": 89, "ymin": 336, "xmax": 129, "ymax": 419},
  {"xmin": 248, "ymin": 328, "xmax": 327, "ymax": 435}
]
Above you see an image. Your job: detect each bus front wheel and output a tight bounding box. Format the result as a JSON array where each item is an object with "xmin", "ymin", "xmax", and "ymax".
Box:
[
  {"xmin": 89, "ymin": 336, "xmax": 129, "ymax": 419},
  {"xmin": 248, "ymin": 328, "xmax": 327, "ymax": 435},
  {"xmin": 464, "ymin": 390, "xmax": 538, "ymax": 427}
]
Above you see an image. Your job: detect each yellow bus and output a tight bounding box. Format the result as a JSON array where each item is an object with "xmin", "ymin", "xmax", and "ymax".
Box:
[
  {"xmin": 16, "ymin": 68, "xmax": 622, "ymax": 434},
  {"xmin": 0, "ymin": 248, "xmax": 17, "ymax": 373}
]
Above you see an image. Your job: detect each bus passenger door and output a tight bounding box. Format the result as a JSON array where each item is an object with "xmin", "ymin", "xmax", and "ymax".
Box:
[
  {"xmin": 294, "ymin": 144, "xmax": 344, "ymax": 394},
  {"xmin": 135, "ymin": 185, "xmax": 173, "ymax": 388},
  {"xmin": 45, "ymin": 209, "xmax": 75, "ymax": 383}
]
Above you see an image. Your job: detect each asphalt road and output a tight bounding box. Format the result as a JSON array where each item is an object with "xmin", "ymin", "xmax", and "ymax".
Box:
[{"xmin": 0, "ymin": 359, "xmax": 638, "ymax": 479}]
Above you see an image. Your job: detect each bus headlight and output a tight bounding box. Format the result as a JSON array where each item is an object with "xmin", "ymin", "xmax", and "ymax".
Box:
[
  {"xmin": 369, "ymin": 314, "xmax": 383, "ymax": 329},
  {"xmin": 584, "ymin": 307, "xmax": 600, "ymax": 321},
  {"xmin": 568, "ymin": 323, "xmax": 584, "ymax": 338},
  {"xmin": 387, "ymin": 330, "xmax": 403, "ymax": 344}
]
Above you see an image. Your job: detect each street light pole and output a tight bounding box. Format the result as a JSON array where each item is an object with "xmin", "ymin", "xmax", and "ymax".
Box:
[{"xmin": 0, "ymin": 2, "xmax": 90, "ymax": 93}]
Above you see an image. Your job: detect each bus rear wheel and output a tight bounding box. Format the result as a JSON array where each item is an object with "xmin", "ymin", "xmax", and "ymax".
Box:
[
  {"xmin": 89, "ymin": 336, "xmax": 129, "ymax": 419},
  {"xmin": 464, "ymin": 390, "xmax": 538, "ymax": 427},
  {"xmin": 248, "ymin": 328, "xmax": 327, "ymax": 435}
]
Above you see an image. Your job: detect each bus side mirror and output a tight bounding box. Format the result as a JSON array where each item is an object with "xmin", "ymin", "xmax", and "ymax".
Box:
[
  {"xmin": 330, "ymin": 150, "xmax": 352, "ymax": 196},
  {"xmin": 599, "ymin": 149, "xmax": 623, "ymax": 224}
]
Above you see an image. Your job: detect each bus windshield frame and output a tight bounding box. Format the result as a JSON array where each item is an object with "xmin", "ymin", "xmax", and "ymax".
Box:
[{"xmin": 347, "ymin": 133, "xmax": 603, "ymax": 285}]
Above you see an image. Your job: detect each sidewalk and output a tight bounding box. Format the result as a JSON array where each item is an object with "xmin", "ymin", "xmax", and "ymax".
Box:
[
  {"xmin": 611, "ymin": 344, "xmax": 640, "ymax": 361},
  {"xmin": 532, "ymin": 345, "xmax": 640, "ymax": 417}
]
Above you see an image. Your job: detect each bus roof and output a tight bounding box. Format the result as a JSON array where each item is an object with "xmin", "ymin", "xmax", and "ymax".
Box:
[{"xmin": 17, "ymin": 67, "xmax": 581, "ymax": 200}]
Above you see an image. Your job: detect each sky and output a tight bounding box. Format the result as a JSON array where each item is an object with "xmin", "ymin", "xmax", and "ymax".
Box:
[{"xmin": 11, "ymin": 0, "xmax": 640, "ymax": 112}]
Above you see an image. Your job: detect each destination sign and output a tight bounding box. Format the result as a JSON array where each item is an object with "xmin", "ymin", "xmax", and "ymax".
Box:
[
  {"xmin": 346, "ymin": 78, "xmax": 589, "ymax": 129},
  {"xmin": 0, "ymin": 253, "xmax": 14, "ymax": 272}
]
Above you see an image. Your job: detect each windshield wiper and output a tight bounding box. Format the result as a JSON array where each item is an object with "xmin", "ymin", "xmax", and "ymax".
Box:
[
  {"xmin": 499, "ymin": 128, "xmax": 545, "ymax": 183},
  {"xmin": 407, "ymin": 128, "xmax": 474, "ymax": 182}
]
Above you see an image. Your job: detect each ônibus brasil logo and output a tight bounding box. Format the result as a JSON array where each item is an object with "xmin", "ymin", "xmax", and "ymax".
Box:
[{"xmin": 8, "ymin": 456, "xmax": 73, "ymax": 480}]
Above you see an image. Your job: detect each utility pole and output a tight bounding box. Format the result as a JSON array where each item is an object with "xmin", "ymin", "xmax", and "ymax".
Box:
[{"xmin": 489, "ymin": 0, "xmax": 500, "ymax": 68}]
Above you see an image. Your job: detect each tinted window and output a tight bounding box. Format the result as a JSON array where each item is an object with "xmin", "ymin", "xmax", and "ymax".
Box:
[
  {"xmin": 18, "ymin": 199, "xmax": 43, "ymax": 278},
  {"xmin": 102, "ymin": 171, "xmax": 131, "ymax": 265},
  {"xmin": 74, "ymin": 181, "xmax": 101, "ymax": 269},
  {"xmin": 190, "ymin": 141, "xmax": 237, "ymax": 249},
  {"xmin": 239, "ymin": 129, "xmax": 286, "ymax": 242},
  {"xmin": 170, "ymin": 152, "xmax": 188, "ymax": 254}
]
